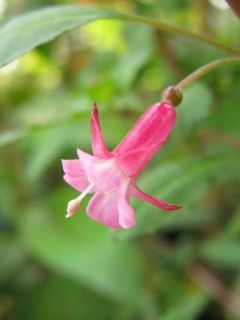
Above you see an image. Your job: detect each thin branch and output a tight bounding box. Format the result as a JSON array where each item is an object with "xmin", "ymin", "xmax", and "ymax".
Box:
[
  {"xmin": 176, "ymin": 57, "xmax": 240, "ymax": 90},
  {"xmin": 192, "ymin": 264, "xmax": 240, "ymax": 317},
  {"xmin": 126, "ymin": 15, "xmax": 240, "ymax": 56},
  {"xmin": 198, "ymin": 129, "xmax": 240, "ymax": 149}
]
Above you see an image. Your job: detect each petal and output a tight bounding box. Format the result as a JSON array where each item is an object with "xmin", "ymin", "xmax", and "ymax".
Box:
[
  {"xmin": 117, "ymin": 176, "xmax": 135, "ymax": 228},
  {"xmin": 91, "ymin": 103, "xmax": 112, "ymax": 159},
  {"xmin": 130, "ymin": 182, "xmax": 181, "ymax": 211},
  {"xmin": 78, "ymin": 148, "xmax": 118, "ymax": 192},
  {"xmin": 62, "ymin": 159, "xmax": 90, "ymax": 192},
  {"xmin": 117, "ymin": 193, "xmax": 135, "ymax": 228},
  {"xmin": 86, "ymin": 191, "xmax": 121, "ymax": 229},
  {"xmin": 113, "ymin": 102, "xmax": 176, "ymax": 177},
  {"xmin": 77, "ymin": 148, "xmax": 95, "ymax": 176}
]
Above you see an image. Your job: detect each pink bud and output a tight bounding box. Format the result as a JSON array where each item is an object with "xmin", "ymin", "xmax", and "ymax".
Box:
[{"xmin": 62, "ymin": 102, "xmax": 180, "ymax": 229}]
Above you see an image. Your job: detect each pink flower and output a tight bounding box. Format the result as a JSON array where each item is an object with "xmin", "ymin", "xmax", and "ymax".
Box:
[{"xmin": 62, "ymin": 102, "xmax": 181, "ymax": 229}]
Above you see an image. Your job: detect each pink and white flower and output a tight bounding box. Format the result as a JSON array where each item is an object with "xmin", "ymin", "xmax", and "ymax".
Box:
[{"xmin": 62, "ymin": 102, "xmax": 181, "ymax": 229}]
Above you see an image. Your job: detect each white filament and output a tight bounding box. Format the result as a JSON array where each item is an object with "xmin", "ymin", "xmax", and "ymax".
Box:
[{"xmin": 76, "ymin": 183, "xmax": 94, "ymax": 203}]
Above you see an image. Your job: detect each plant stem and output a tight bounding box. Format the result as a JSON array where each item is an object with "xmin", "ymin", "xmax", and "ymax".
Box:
[
  {"xmin": 226, "ymin": 0, "xmax": 240, "ymax": 18},
  {"xmin": 198, "ymin": 129, "xmax": 240, "ymax": 149},
  {"xmin": 177, "ymin": 57, "xmax": 240, "ymax": 90},
  {"xmin": 192, "ymin": 264, "xmax": 240, "ymax": 317},
  {"xmin": 125, "ymin": 14, "xmax": 240, "ymax": 56}
]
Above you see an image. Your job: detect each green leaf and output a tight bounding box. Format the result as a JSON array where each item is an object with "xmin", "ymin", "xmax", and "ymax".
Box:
[
  {"xmin": 18, "ymin": 186, "xmax": 143, "ymax": 303},
  {"xmin": 0, "ymin": 129, "xmax": 27, "ymax": 147},
  {"xmin": 0, "ymin": 5, "xmax": 238, "ymax": 68},
  {"xmin": 222, "ymin": 205, "xmax": 240, "ymax": 240},
  {"xmin": 0, "ymin": 6, "xmax": 123, "ymax": 67},
  {"xmin": 113, "ymin": 24, "xmax": 153, "ymax": 90},
  {"xmin": 0, "ymin": 235, "xmax": 26, "ymax": 284},
  {"xmin": 175, "ymin": 83, "xmax": 212, "ymax": 132},
  {"xmin": 160, "ymin": 290, "xmax": 208, "ymax": 320},
  {"xmin": 204, "ymin": 85, "xmax": 240, "ymax": 137},
  {"xmin": 17, "ymin": 275, "xmax": 117, "ymax": 320},
  {"xmin": 200, "ymin": 239, "xmax": 240, "ymax": 268}
]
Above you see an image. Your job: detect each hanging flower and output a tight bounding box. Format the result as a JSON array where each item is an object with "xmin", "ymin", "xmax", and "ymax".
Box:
[{"xmin": 62, "ymin": 102, "xmax": 181, "ymax": 229}]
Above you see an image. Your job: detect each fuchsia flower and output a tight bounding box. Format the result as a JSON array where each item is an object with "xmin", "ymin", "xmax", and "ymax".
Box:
[{"xmin": 62, "ymin": 101, "xmax": 181, "ymax": 229}]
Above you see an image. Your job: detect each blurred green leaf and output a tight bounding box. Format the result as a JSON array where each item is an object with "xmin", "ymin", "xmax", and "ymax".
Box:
[
  {"xmin": 0, "ymin": 235, "xmax": 26, "ymax": 284},
  {"xmin": 0, "ymin": 4, "xmax": 238, "ymax": 68},
  {"xmin": 18, "ymin": 186, "xmax": 143, "ymax": 304},
  {"xmin": 0, "ymin": 5, "xmax": 123, "ymax": 67},
  {"xmin": 222, "ymin": 204, "xmax": 240, "ymax": 240},
  {"xmin": 175, "ymin": 83, "xmax": 212, "ymax": 133},
  {"xmin": 199, "ymin": 203, "xmax": 240, "ymax": 269},
  {"xmin": 0, "ymin": 129, "xmax": 27, "ymax": 147},
  {"xmin": 200, "ymin": 238, "xmax": 240, "ymax": 268},
  {"xmin": 204, "ymin": 85, "xmax": 240, "ymax": 138},
  {"xmin": 160, "ymin": 290, "xmax": 208, "ymax": 320},
  {"xmin": 16, "ymin": 275, "xmax": 117, "ymax": 320},
  {"xmin": 113, "ymin": 24, "xmax": 153, "ymax": 90}
]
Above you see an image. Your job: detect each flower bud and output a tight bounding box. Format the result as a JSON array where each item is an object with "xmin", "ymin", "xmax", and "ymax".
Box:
[{"xmin": 161, "ymin": 85, "xmax": 183, "ymax": 107}]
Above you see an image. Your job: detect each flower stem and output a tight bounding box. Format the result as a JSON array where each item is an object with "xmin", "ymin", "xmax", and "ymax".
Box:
[
  {"xmin": 125, "ymin": 15, "xmax": 240, "ymax": 56},
  {"xmin": 177, "ymin": 57, "xmax": 240, "ymax": 90}
]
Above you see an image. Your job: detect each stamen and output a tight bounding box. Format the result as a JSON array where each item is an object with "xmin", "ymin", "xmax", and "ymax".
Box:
[
  {"xmin": 76, "ymin": 183, "xmax": 94, "ymax": 202},
  {"xmin": 65, "ymin": 183, "xmax": 94, "ymax": 218}
]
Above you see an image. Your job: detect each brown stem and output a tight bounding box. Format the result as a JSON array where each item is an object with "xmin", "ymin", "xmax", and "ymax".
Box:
[
  {"xmin": 176, "ymin": 57, "xmax": 240, "ymax": 90},
  {"xmin": 192, "ymin": 264, "xmax": 240, "ymax": 317},
  {"xmin": 226, "ymin": 0, "xmax": 240, "ymax": 18},
  {"xmin": 197, "ymin": 129, "xmax": 240, "ymax": 149}
]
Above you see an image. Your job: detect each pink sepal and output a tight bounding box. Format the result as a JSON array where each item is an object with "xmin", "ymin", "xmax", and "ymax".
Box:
[
  {"xmin": 62, "ymin": 159, "xmax": 90, "ymax": 192},
  {"xmin": 91, "ymin": 103, "xmax": 112, "ymax": 159},
  {"xmin": 130, "ymin": 181, "xmax": 181, "ymax": 211}
]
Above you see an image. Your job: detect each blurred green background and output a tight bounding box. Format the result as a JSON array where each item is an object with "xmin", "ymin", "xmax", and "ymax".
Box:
[{"xmin": 0, "ymin": 0, "xmax": 240, "ymax": 319}]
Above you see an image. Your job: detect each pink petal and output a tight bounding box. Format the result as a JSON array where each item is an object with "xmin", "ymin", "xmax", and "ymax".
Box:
[
  {"xmin": 91, "ymin": 103, "xmax": 112, "ymax": 159},
  {"xmin": 62, "ymin": 159, "xmax": 90, "ymax": 192},
  {"xmin": 77, "ymin": 148, "xmax": 118, "ymax": 193},
  {"xmin": 86, "ymin": 191, "xmax": 121, "ymax": 229},
  {"xmin": 77, "ymin": 148, "xmax": 95, "ymax": 176},
  {"xmin": 113, "ymin": 102, "xmax": 176, "ymax": 177},
  {"xmin": 130, "ymin": 181, "xmax": 181, "ymax": 211},
  {"xmin": 117, "ymin": 176, "xmax": 135, "ymax": 228},
  {"xmin": 118, "ymin": 192, "xmax": 135, "ymax": 228}
]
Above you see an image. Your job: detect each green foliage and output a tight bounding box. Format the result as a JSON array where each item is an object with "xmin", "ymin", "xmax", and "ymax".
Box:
[
  {"xmin": 0, "ymin": 1, "xmax": 240, "ymax": 319},
  {"xmin": 0, "ymin": 5, "xmax": 122, "ymax": 67},
  {"xmin": 0, "ymin": 3, "xmax": 238, "ymax": 68},
  {"xmin": 160, "ymin": 291, "xmax": 208, "ymax": 320},
  {"xmin": 18, "ymin": 186, "xmax": 143, "ymax": 303},
  {"xmin": 16, "ymin": 275, "xmax": 117, "ymax": 320}
]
